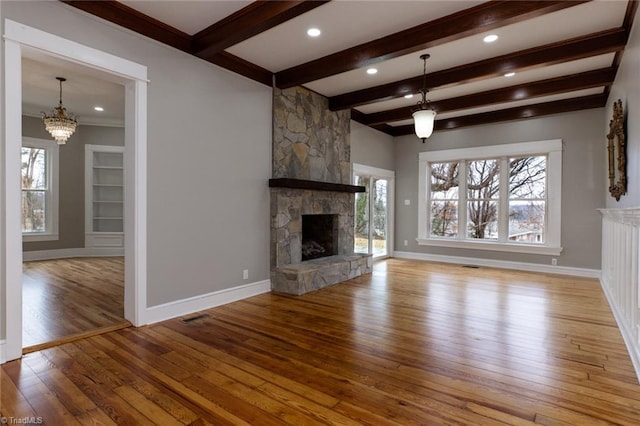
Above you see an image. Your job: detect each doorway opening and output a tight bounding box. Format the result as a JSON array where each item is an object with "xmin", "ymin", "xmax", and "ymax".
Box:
[
  {"xmin": 21, "ymin": 57, "xmax": 128, "ymax": 351},
  {"xmin": 353, "ymin": 164, "xmax": 395, "ymax": 259}
]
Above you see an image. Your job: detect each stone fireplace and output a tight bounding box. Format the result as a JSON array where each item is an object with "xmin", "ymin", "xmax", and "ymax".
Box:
[{"xmin": 270, "ymin": 87, "xmax": 372, "ymax": 295}]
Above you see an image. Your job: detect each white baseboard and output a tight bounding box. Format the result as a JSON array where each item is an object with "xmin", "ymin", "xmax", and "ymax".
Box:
[
  {"xmin": 143, "ymin": 279, "xmax": 271, "ymax": 325},
  {"xmin": 0, "ymin": 339, "xmax": 6, "ymax": 364},
  {"xmin": 393, "ymin": 251, "xmax": 601, "ymax": 278},
  {"xmin": 600, "ymin": 276, "xmax": 640, "ymax": 382},
  {"xmin": 23, "ymin": 247, "xmax": 124, "ymax": 262}
]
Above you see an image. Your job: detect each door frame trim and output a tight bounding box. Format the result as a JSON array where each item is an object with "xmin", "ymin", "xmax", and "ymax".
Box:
[{"xmin": 2, "ymin": 19, "xmax": 148, "ymax": 362}]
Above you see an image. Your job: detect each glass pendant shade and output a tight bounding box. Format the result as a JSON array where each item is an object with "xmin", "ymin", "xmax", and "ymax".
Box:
[{"xmin": 413, "ymin": 108, "xmax": 436, "ymax": 140}]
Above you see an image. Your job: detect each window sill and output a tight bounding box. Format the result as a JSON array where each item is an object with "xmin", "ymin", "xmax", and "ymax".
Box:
[
  {"xmin": 23, "ymin": 233, "xmax": 59, "ymax": 243},
  {"xmin": 416, "ymin": 238, "xmax": 562, "ymax": 256}
]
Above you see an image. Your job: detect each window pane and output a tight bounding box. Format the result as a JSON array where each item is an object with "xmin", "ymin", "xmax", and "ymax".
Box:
[
  {"xmin": 467, "ymin": 159, "xmax": 499, "ymax": 199},
  {"xmin": 467, "ymin": 200, "xmax": 498, "ymax": 239},
  {"xmin": 21, "ymin": 147, "xmax": 47, "ymax": 190},
  {"xmin": 509, "ymin": 156, "xmax": 546, "ymax": 199},
  {"xmin": 430, "ymin": 162, "xmax": 459, "ymax": 199},
  {"xmin": 354, "ymin": 176, "xmax": 370, "ymax": 253},
  {"xmin": 22, "ymin": 190, "xmax": 46, "ymax": 233},
  {"xmin": 509, "ymin": 201, "xmax": 545, "ymax": 243},
  {"xmin": 430, "ymin": 201, "xmax": 458, "ymax": 237},
  {"xmin": 372, "ymin": 178, "xmax": 388, "ymax": 256}
]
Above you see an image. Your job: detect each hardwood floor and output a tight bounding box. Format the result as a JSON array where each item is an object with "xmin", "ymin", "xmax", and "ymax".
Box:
[
  {"xmin": 22, "ymin": 257, "xmax": 128, "ymax": 349},
  {"xmin": 4, "ymin": 258, "xmax": 640, "ymax": 425}
]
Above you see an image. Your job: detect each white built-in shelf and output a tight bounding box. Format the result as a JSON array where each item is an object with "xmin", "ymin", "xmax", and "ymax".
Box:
[{"xmin": 85, "ymin": 144, "xmax": 125, "ymax": 249}]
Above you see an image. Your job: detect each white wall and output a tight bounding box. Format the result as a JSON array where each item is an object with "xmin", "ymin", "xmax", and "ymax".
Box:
[
  {"xmin": 1, "ymin": 0, "xmax": 272, "ymax": 330},
  {"xmin": 350, "ymin": 120, "xmax": 395, "ymax": 171},
  {"xmin": 598, "ymin": 6, "xmax": 640, "ymax": 379},
  {"xmin": 394, "ymin": 108, "xmax": 606, "ymax": 270},
  {"xmin": 607, "ymin": 6, "xmax": 640, "ymax": 207}
]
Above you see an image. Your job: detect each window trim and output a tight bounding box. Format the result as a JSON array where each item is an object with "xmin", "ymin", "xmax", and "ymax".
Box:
[
  {"xmin": 22, "ymin": 137, "xmax": 59, "ymax": 242},
  {"xmin": 417, "ymin": 139, "xmax": 562, "ymax": 256}
]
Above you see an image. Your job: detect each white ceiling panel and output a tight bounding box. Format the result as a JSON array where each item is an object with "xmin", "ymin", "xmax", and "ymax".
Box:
[
  {"xmin": 120, "ymin": 0, "xmax": 252, "ymax": 35},
  {"xmin": 305, "ymin": 0, "xmax": 626, "ymax": 97},
  {"xmin": 22, "ymin": 57, "xmax": 125, "ymax": 126},
  {"xmin": 355, "ymin": 53, "xmax": 616, "ymax": 114},
  {"xmin": 226, "ymin": 0, "xmax": 483, "ymax": 72}
]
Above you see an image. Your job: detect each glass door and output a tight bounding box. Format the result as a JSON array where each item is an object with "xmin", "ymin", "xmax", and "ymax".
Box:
[{"xmin": 353, "ymin": 164, "xmax": 394, "ymax": 259}]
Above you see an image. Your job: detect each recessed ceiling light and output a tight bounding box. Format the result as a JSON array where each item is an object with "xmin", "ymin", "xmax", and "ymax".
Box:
[
  {"xmin": 404, "ymin": 94, "xmax": 414, "ymax": 99},
  {"xmin": 483, "ymin": 34, "xmax": 498, "ymax": 43},
  {"xmin": 504, "ymin": 72, "xmax": 516, "ymax": 77},
  {"xmin": 307, "ymin": 28, "xmax": 321, "ymax": 37},
  {"xmin": 366, "ymin": 68, "xmax": 378, "ymax": 75},
  {"xmin": 94, "ymin": 106, "xmax": 104, "ymax": 112}
]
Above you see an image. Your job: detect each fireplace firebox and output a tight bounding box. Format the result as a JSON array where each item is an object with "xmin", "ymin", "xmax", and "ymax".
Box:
[{"xmin": 301, "ymin": 214, "xmax": 338, "ymax": 261}]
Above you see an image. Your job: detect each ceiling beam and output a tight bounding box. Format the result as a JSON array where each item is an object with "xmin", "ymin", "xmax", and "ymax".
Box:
[
  {"xmin": 61, "ymin": 0, "xmax": 273, "ymax": 86},
  {"xmin": 350, "ymin": 109, "xmax": 395, "ymax": 135},
  {"xmin": 275, "ymin": 0, "xmax": 588, "ymax": 89},
  {"xmin": 193, "ymin": 1, "xmax": 330, "ymax": 60},
  {"xmin": 330, "ymin": 28, "xmax": 626, "ymax": 111},
  {"xmin": 361, "ymin": 67, "xmax": 615, "ymax": 126},
  {"xmin": 390, "ymin": 93, "xmax": 607, "ymax": 136},
  {"xmin": 61, "ymin": 0, "xmax": 192, "ymax": 52}
]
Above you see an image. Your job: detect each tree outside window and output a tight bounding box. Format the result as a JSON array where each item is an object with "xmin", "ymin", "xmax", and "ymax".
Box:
[
  {"xmin": 418, "ymin": 140, "xmax": 561, "ymax": 255},
  {"xmin": 22, "ymin": 147, "xmax": 47, "ymax": 233},
  {"xmin": 21, "ymin": 138, "xmax": 59, "ymax": 240},
  {"xmin": 430, "ymin": 162, "xmax": 459, "ymax": 238}
]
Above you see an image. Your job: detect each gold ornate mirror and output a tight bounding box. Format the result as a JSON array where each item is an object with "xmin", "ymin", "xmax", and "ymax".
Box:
[{"xmin": 607, "ymin": 99, "xmax": 626, "ymax": 201}]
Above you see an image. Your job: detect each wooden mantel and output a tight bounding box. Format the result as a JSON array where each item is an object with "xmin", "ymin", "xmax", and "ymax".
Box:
[{"xmin": 269, "ymin": 178, "xmax": 365, "ymax": 193}]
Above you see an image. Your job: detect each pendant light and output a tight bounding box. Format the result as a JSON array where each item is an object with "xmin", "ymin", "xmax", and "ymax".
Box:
[
  {"xmin": 412, "ymin": 54, "xmax": 436, "ymax": 143},
  {"xmin": 43, "ymin": 77, "xmax": 77, "ymax": 145}
]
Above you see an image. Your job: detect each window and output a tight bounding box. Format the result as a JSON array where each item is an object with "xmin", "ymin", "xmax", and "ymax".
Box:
[
  {"xmin": 22, "ymin": 137, "xmax": 59, "ymax": 241},
  {"xmin": 418, "ymin": 140, "xmax": 562, "ymax": 255}
]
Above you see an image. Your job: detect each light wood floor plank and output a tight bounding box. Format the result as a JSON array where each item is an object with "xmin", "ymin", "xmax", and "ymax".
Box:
[
  {"xmin": 22, "ymin": 257, "xmax": 126, "ymax": 349},
  {"xmin": 3, "ymin": 259, "xmax": 640, "ymax": 425}
]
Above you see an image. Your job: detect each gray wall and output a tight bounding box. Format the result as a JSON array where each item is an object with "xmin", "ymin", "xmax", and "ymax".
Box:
[
  {"xmin": 351, "ymin": 120, "xmax": 395, "ymax": 171},
  {"xmin": 3, "ymin": 0, "xmax": 272, "ymax": 318},
  {"xmin": 22, "ymin": 116, "xmax": 124, "ymax": 251},
  {"xmin": 394, "ymin": 108, "xmax": 606, "ymax": 269},
  {"xmin": 606, "ymin": 6, "xmax": 640, "ymax": 208}
]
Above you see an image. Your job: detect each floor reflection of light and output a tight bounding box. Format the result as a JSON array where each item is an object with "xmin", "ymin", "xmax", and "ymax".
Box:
[
  {"xmin": 420, "ymin": 269, "xmax": 552, "ymax": 380},
  {"xmin": 458, "ymin": 274, "xmax": 550, "ymax": 379},
  {"xmin": 354, "ymin": 262, "xmax": 555, "ymax": 381}
]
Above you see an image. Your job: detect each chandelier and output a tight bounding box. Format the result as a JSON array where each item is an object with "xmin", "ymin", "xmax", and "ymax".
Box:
[
  {"xmin": 43, "ymin": 77, "xmax": 77, "ymax": 145},
  {"xmin": 412, "ymin": 54, "xmax": 436, "ymax": 143}
]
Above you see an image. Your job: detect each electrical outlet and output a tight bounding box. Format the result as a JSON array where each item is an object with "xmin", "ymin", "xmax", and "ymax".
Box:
[
  {"xmin": 403, "ymin": 240, "xmax": 408, "ymax": 246},
  {"xmin": 404, "ymin": 199, "xmax": 411, "ymax": 206},
  {"xmin": 243, "ymin": 269, "xmax": 249, "ymax": 280},
  {"xmin": 551, "ymin": 258, "xmax": 557, "ymax": 266}
]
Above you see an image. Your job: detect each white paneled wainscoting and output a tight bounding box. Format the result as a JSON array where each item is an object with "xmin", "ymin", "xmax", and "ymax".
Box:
[{"xmin": 600, "ymin": 208, "xmax": 640, "ymax": 380}]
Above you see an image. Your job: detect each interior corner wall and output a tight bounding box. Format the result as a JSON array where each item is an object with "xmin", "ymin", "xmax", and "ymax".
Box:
[
  {"xmin": 2, "ymin": 1, "xmax": 272, "ymax": 308},
  {"xmin": 606, "ymin": 5, "xmax": 640, "ymax": 208},
  {"xmin": 0, "ymin": 0, "xmax": 4, "ymax": 345},
  {"xmin": 350, "ymin": 120, "xmax": 395, "ymax": 171},
  {"xmin": 22, "ymin": 116, "xmax": 124, "ymax": 252},
  {"xmin": 394, "ymin": 108, "xmax": 606, "ymax": 269}
]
